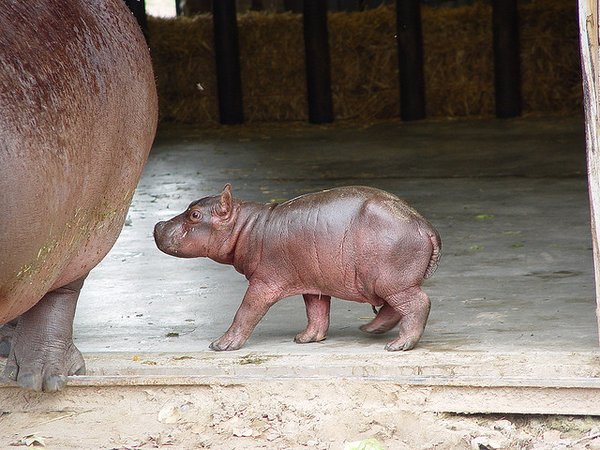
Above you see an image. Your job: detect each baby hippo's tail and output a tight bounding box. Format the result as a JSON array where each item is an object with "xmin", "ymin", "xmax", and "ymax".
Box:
[{"xmin": 424, "ymin": 228, "xmax": 442, "ymax": 279}]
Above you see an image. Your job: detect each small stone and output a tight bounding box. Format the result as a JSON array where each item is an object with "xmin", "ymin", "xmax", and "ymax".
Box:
[
  {"xmin": 266, "ymin": 432, "xmax": 280, "ymax": 441},
  {"xmin": 157, "ymin": 404, "xmax": 181, "ymax": 424},
  {"xmin": 470, "ymin": 436, "xmax": 506, "ymax": 450},
  {"xmin": 588, "ymin": 438, "xmax": 600, "ymax": 450},
  {"xmin": 492, "ymin": 419, "xmax": 515, "ymax": 432},
  {"xmin": 232, "ymin": 427, "xmax": 253, "ymax": 437},
  {"xmin": 542, "ymin": 430, "xmax": 562, "ymax": 443}
]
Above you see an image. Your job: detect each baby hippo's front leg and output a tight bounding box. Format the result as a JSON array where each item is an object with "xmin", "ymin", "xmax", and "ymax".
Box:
[{"xmin": 210, "ymin": 281, "xmax": 282, "ymax": 351}]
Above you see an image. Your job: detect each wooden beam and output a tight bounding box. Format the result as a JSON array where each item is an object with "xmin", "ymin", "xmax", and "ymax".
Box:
[
  {"xmin": 492, "ymin": 0, "xmax": 521, "ymax": 118},
  {"xmin": 303, "ymin": 0, "xmax": 334, "ymax": 124},
  {"xmin": 213, "ymin": 0, "xmax": 244, "ymax": 124},
  {"xmin": 396, "ymin": 0, "xmax": 425, "ymax": 121},
  {"xmin": 579, "ymin": 0, "xmax": 600, "ymax": 346}
]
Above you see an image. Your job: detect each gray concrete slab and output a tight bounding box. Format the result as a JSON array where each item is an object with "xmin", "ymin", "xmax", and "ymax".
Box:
[{"xmin": 70, "ymin": 114, "xmax": 597, "ymax": 356}]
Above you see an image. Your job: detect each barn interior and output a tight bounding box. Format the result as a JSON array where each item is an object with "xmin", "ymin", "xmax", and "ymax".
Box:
[{"xmin": 2, "ymin": 1, "xmax": 599, "ymax": 448}]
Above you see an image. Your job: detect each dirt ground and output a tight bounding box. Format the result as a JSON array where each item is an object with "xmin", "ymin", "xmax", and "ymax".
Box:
[{"xmin": 2, "ymin": 380, "xmax": 600, "ymax": 450}]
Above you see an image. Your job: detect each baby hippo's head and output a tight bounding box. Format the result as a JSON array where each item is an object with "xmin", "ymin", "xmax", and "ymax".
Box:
[{"xmin": 154, "ymin": 184, "xmax": 234, "ymax": 258}]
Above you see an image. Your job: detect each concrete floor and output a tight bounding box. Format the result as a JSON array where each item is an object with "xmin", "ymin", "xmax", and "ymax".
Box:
[{"xmin": 73, "ymin": 114, "xmax": 598, "ymax": 355}]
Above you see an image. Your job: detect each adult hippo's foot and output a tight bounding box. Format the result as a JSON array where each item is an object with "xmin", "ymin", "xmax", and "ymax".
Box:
[
  {"xmin": 0, "ymin": 319, "xmax": 17, "ymax": 357},
  {"xmin": 2, "ymin": 277, "xmax": 87, "ymax": 392}
]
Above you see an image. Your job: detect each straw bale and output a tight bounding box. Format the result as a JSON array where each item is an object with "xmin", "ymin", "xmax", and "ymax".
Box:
[
  {"xmin": 422, "ymin": 2, "xmax": 495, "ymax": 117},
  {"xmin": 238, "ymin": 12, "xmax": 307, "ymax": 122},
  {"xmin": 520, "ymin": 0, "xmax": 582, "ymax": 113},
  {"xmin": 328, "ymin": 7, "xmax": 398, "ymax": 120},
  {"xmin": 148, "ymin": 1, "xmax": 582, "ymax": 126},
  {"xmin": 149, "ymin": 15, "xmax": 218, "ymax": 123}
]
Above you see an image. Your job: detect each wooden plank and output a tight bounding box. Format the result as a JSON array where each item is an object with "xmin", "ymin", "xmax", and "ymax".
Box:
[
  {"xmin": 2, "ymin": 350, "xmax": 600, "ymax": 414},
  {"xmin": 2, "ymin": 376, "xmax": 600, "ymax": 415},
  {"xmin": 579, "ymin": 0, "xmax": 600, "ymax": 345}
]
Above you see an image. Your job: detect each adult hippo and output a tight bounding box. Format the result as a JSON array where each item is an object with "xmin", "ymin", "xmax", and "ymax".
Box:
[{"xmin": 0, "ymin": 0, "xmax": 158, "ymax": 391}]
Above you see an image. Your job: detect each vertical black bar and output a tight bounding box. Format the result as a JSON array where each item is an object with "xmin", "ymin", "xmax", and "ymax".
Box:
[
  {"xmin": 175, "ymin": 0, "xmax": 182, "ymax": 16},
  {"xmin": 303, "ymin": 0, "xmax": 334, "ymax": 124},
  {"xmin": 492, "ymin": 0, "xmax": 521, "ymax": 118},
  {"xmin": 396, "ymin": 0, "xmax": 425, "ymax": 121},
  {"xmin": 284, "ymin": 0, "xmax": 303, "ymax": 12},
  {"xmin": 213, "ymin": 0, "xmax": 244, "ymax": 124},
  {"xmin": 124, "ymin": 0, "xmax": 149, "ymax": 42}
]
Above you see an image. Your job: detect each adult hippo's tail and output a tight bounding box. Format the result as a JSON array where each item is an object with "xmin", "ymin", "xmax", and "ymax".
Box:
[{"xmin": 424, "ymin": 228, "xmax": 442, "ymax": 279}]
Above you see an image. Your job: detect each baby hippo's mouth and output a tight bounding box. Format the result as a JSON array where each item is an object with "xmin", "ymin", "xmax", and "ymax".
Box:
[{"xmin": 153, "ymin": 220, "xmax": 180, "ymax": 256}]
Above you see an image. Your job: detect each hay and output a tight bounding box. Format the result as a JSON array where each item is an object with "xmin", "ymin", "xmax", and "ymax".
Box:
[
  {"xmin": 520, "ymin": 0, "xmax": 582, "ymax": 113},
  {"xmin": 238, "ymin": 12, "xmax": 307, "ymax": 121},
  {"xmin": 422, "ymin": 2, "xmax": 494, "ymax": 116},
  {"xmin": 328, "ymin": 7, "xmax": 398, "ymax": 120},
  {"xmin": 149, "ymin": 15, "xmax": 219, "ymax": 124},
  {"xmin": 148, "ymin": 1, "xmax": 582, "ymax": 125}
]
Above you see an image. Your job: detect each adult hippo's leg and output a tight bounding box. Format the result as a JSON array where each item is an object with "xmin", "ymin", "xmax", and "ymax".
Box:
[
  {"xmin": 2, "ymin": 276, "xmax": 87, "ymax": 392},
  {"xmin": 0, "ymin": 319, "xmax": 17, "ymax": 357}
]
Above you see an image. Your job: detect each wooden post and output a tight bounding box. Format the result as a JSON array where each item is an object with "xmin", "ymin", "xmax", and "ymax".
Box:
[
  {"xmin": 124, "ymin": 0, "xmax": 149, "ymax": 42},
  {"xmin": 396, "ymin": 0, "xmax": 425, "ymax": 121},
  {"xmin": 492, "ymin": 0, "xmax": 521, "ymax": 118},
  {"xmin": 213, "ymin": 0, "xmax": 244, "ymax": 124},
  {"xmin": 579, "ymin": 0, "xmax": 600, "ymax": 345},
  {"xmin": 303, "ymin": 0, "xmax": 334, "ymax": 123}
]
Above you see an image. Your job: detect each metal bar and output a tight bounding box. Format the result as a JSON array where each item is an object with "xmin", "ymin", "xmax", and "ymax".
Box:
[
  {"xmin": 213, "ymin": 0, "xmax": 244, "ymax": 124},
  {"xmin": 303, "ymin": 0, "xmax": 334, "ymax": 123},
  {"xmin": 492, "ymin": 0, "xmax": 521, "ymax": 118},
  {"xmin": 124, "ymin": 0, "xmax": 149, "ymax": 42},
  {"xmin": 396, "ymin": 0, "xmax": 426, "ymax": 121}
]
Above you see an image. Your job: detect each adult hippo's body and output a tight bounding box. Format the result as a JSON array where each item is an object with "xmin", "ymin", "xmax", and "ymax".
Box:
[{"xmin": 0, "ymin": 0, "xmax": 158, "ymax": 391}]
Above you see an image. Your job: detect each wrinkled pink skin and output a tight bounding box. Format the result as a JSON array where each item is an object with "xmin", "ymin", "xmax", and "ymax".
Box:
[
  {"xmin": 154, "ymin": 185, "xmax": 441, "ymax": 352},
  {"xmin": 0, "ymin": 1, "xmax": 158, "ymax": 391}
]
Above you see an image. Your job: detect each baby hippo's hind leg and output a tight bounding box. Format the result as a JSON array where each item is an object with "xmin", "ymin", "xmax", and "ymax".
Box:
[
  {"xmin": 294, "ymin": 294, "xmax": 331, "ymax": 344},
  {"xmin": 382, "ymin": 286, "xmax": 430, "ymax": 351},
  {"xmin": 359, "ymin": 303, "xmax": 401, "ymax": 335}
]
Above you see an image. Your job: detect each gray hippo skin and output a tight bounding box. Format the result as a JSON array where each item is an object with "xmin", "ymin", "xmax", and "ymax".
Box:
[
  {"xmin": 0, "ymin": 0, "xmax": 158, "ymax": 391},
  {"xmin": 154, "ymin": 185, "xmax": 441, "ymax": 351}
]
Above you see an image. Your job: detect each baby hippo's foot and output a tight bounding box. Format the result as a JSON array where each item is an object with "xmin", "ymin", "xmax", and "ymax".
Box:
[
  {"xmin": 294, "ymin": 294, "xmax": 330, "ymax": 344},
  {"xmin": 359, "ymin": 303, "xmax": 401, "ymax": 335},
  {"xmin": 0, "ymin": 319, "xmax": 18, "ymax": 357},
  {"xmin": 209, "ymin": 333, "xmax": 246, "ymax": 351},
  {"xmin": 294, "ymin": 328, "xmax": 327, "ymax": 344},
  {"xmin": 382, "ymin": 288, "xmax": 431, "ymax": 352},
  {"xmin": 2, "ymin": 280, "xmax": 87, "ymax": 392},
  {"xmin": 385, "ymin": 336, "xmax": 419, "ymax": 351}
]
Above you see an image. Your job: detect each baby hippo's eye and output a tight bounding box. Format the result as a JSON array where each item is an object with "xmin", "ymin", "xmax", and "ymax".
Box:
[{"xmin": 188, "ymin": 209, "xmax": 202, "ymax": 222}]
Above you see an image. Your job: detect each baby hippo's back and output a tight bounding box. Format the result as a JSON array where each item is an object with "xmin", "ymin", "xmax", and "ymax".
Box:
[{"xmin": 258, "ymin": 186, "xmax": 439, "ymax": 301}]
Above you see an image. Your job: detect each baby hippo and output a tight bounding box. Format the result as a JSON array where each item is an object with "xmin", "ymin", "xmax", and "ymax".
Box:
[{"xmin": 154, "ymin": 185, "xmax": 441, "ymax": 352}]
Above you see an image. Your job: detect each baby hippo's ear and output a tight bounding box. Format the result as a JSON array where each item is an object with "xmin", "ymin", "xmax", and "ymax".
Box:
[{"xmin": 215, "ymin": 183, "xmax": 233, "ymax": 219}]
